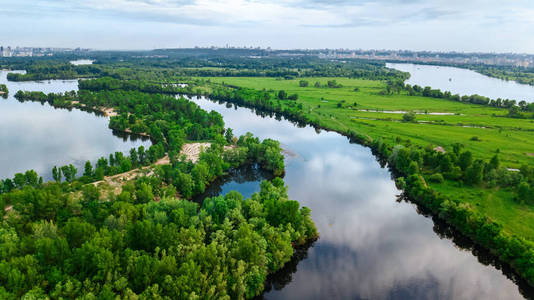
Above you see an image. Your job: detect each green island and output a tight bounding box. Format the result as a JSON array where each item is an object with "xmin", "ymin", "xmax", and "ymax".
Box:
[
  {"xmin": 0, "ymin": 81, "xmax": 317, "ymax": 298},
  {"xmin": 2, "ymin": 51, "xmax": 534, "ymax": 296}
]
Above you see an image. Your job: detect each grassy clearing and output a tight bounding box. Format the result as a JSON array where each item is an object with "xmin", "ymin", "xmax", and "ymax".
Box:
[{"xmin": 202, "ymin": 76, "xmax": 534, "ymax": 241}]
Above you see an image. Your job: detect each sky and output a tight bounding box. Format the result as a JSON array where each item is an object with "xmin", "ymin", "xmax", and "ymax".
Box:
[{"xmin": 1, "ymin": 0, "xmax": 534, "ymax": 53}]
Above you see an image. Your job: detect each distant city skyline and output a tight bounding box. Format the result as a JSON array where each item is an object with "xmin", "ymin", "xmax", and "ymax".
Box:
[{"xmin": 2, "ymin": 0, "xmax": 534, "ymax": 53}]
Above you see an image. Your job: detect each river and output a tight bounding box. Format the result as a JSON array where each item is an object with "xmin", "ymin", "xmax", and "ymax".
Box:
[
  {"xmin": 0, "ymin": 70, "xmax": 150, "ymax": 180},
  {"xmin": 387, "ymin": 63, "xmax": 534, "ymax": 103},
  {"xmin": 189, "ymin": 96, "xmax": 529, "ymax": 299}
]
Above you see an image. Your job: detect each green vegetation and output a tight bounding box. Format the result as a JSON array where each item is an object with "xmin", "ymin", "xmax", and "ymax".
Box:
[
  {"xmin": 3, "ymin": 51, "xmax": 408, "ymax": 82},
  {"xmin": 6, "ymin": 63, "xmax": 102, "ymax": 81},
  {"xmin": 0, "ymin": 171, "xmax": 316, "ymax": 298}
]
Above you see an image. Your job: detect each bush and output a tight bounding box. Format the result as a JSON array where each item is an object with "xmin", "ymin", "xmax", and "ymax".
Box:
[
  {"xmin": 470, "ymin": 136, "xmax": 481, "ymax": 141},
  {"xmin": 429, "ymin": 173, "xmax": 444, "ymax": 183},
  {"xmin": 288, "ymin": 93, "xmax": 298, "ymax": 100},
  {"xmin": 402, "ymin": 112, "xmax": 416, "ymax": 122}
]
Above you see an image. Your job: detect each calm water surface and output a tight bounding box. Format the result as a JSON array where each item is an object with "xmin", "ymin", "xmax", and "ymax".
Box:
[
  {"xmin": 387, "ymin": 63, "xmax": 534, "ymax": 103},
  {"xmin": 0, "ymin": 70, "xmax": 150, "ymax": 180},
  {"xmin": 190, "ymin": 97, "xmax": 528, "ymax": 300}
]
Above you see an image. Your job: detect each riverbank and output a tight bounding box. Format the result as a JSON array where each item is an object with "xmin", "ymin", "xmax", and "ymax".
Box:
[{"xmin": 192, "ymin": 77, "xmax": 534, "ymax": 287}]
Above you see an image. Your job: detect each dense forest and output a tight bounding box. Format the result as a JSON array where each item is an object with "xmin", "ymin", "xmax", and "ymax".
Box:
[
  {"xmin": 3, "ymin": 51, "xmax": 408, "ymax": 82},
  {"xmin": 0, "ymin": 170, "xmax": 316, "ymax": 298}
]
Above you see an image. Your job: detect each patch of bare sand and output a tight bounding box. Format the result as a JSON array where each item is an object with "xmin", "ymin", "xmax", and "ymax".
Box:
[
  {"xmin": 180, "ymin": 142, "xmax": 211, "ymax": 163},
  {"xmin": 101, "ymin": 107, "xmax": 118, "ymax": 117}
]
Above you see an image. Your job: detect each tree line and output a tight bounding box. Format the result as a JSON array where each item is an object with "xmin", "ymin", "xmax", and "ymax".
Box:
[{"xmin": 384, "ymin": 80, "xmax": 534, "ymax": 116}]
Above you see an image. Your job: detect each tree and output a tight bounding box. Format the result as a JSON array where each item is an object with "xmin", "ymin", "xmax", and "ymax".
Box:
[
  {"xmin": 135, "ymin": 183, "xmax": 153, "ymax": 204},
  {"xmin": 61, "ymin": 164, "xmax": 77, "ymax": 182},
  {"xmin": 402, "ymin": 112, "xmax": 416, "ymax": 122},
  {"xmin": 518, "ymin": 182, "xmax": 531, "ymax": 203},
  {"xmin": 277, "ymin": 90, "xmax": 287, "ymax": 100},
  {"xmin": 299, "ymin": 80, "xmax": 309, "ymax": 87},
  {"xmin": 225, "ymin": 128, "xmax": 234, "ymax": 144},
  {"xmin": 138, "ymin": 146, "xmax": 146, "ymax": 165},
  {"xmin": 466, "ymin": 160, "xmax": 484, "ymax": 185},
  {"xmin": 458, "ymin": 151, "xmax": 473, "ymax": 171},
  {"xmin": 488, "ymin": 154, "xmax": 500, "ymax": 171},
  {"xmin": 130, "ymin": 148, "xmax": 139, "ymax": 168},
  {"xmin": 83, "ymin": 161, "xmax": 93, "ymax": 178},
  {"xmin": 52, "ymin": 166, "xmax": 62, "ymax": 182}
]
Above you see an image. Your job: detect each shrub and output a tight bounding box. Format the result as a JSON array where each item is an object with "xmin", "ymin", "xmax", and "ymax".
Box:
[
  {"xmin": 402, "ymin": 112, "xmax": 416, "ymax": 122},
  {"xmin": 429, "ymin": 173, "xmax": 444, "ymax": 183}
]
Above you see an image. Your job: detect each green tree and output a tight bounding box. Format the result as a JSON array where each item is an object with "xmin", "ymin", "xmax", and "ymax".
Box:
[
  {"xmin": 52, "ymin": 166, "xmax": 62, "ymax": 182},
  {"xmin": 458, "ymin": 151, "xmax": 473, "ymax": 171},
  {"xmin": 466, "ymin": 160, "xmax": 485, "ymax": 185},
  {"xmin": 277, "ymin": 90, "xmax": 287, "ymax": 100},
  {"xmin": 83, "ymin": 161, "xmax": 93, "ymax": 178}
]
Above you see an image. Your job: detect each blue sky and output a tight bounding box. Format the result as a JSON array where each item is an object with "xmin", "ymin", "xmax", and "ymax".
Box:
[{"xmin": 1, "ymin": 0, "xmax": 534, "ymax": 52}]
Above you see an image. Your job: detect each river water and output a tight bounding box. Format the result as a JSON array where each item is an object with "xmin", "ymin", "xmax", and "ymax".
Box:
[
  {"xmin": 189, "ymin": 97, "xmax": 528, "ymax": 299},
  {"xmin": 387, "ymin": 63, "xmax": 534, "ymax": 103},
  {"xmin": 0, "ymin": 70, "xmax": 150, "ymax": 180}
]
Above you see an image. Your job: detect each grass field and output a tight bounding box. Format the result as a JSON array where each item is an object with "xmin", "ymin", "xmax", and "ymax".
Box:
[{"xmin": 202, "ymin": 76, "xmax": 534, "ymax": 241}]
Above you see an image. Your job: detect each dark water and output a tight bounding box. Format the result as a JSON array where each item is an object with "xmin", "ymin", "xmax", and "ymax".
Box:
[
  {"xmin": 0, "ymin": 70, "xmax": 151, "ymax": 180},
  {"xmin": 192, "ymin": 163, "xmax": 275, "ymax": 203},
  {"xmin": 387, "ymin": 63, "xmax": 534, "ymax": 103},
  {"xmin": 190, "ymin": 97, "xmax": 527, "ymax": 300}
]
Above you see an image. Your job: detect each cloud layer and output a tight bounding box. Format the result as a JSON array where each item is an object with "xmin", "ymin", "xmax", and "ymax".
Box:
[{"xmin": 1, "ymin": 0, "xmax": 534, "ymax": 52}]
